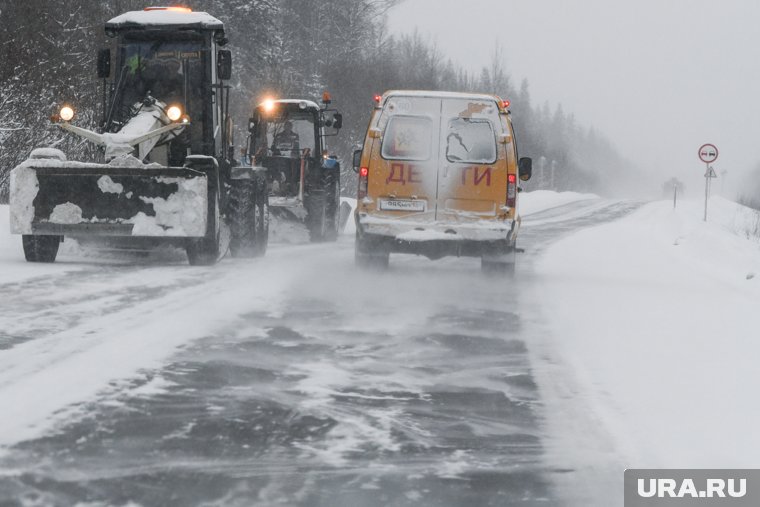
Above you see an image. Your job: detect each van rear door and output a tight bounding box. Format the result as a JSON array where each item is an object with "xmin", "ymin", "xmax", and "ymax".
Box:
[
  {"xmin": 435, "ymin": 99, "xmax": 506, "ymax": 223},
  {"xmin": 370, "ymin": 97, "xmax": 441, "ymax": 221}
]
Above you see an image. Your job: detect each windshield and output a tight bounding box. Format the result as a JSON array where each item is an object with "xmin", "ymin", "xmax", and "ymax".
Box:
[
  {"xmin": 253, "ymin": 112, "xmax": 316, "ymax": 157},
  {"xmin": 111, "ymin": 37, "xmax": 205, "ymax": 127}
]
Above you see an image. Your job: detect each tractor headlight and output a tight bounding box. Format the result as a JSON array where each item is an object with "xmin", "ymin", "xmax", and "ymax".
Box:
[
  {"xmin": 262, "ymin": 98, "xmax": 276, "ymax": 113},
  {"xmin": 59, "ymin": 106, "xmax": 75, "ymax": 122},
  {"xmin": 166, "ymin": 105, "xmax": 183, "ymax": 122}
]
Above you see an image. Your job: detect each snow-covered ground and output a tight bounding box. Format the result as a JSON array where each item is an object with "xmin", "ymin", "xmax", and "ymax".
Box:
[
  {"xmin": 0, "ymin": 190, "xmax": 610, "ymax": 506},
  {"xmin": 0, "ymin": 192, "xmax": 595, "ymax": 442},
  {"xmin": 6, "ymin": 190, "xmax": 756, "ymax": 505},
  {"xmin": 534, "ymin": 196, "xmax": 760, "ymax": 474}
]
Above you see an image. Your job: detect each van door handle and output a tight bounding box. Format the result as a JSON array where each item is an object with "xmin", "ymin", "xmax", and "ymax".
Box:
[{"xmin": 443, "ymin": 165, "xmax": 449, "ymax": 178}]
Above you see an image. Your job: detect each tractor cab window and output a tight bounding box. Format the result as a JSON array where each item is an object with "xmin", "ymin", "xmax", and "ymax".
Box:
[
  {"xmin": 115, "ymin": 36, "xmax": 205, "ymax": 125},
  {"xmin": 254, "ymin": 112, "xmax": 316, "ymax": 158}
]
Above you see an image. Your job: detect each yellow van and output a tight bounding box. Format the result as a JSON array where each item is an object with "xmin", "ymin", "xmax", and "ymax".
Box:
[{"xmin": 352, "ymin": 90, "xmax": 532, "ymax": 272}]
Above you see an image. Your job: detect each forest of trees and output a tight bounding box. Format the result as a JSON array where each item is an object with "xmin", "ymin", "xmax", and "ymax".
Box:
[{"xmin": 0, "ymin": 0, "xmax": 633, "ymax": 202}]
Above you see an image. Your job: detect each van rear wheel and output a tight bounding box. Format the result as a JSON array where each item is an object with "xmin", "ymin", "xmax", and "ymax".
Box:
[
  {"xmin": 356, "ymin": 250, "xmax": 390, "ymax": 270},
  {"xmin": 355, "ymin": 231, "xmax": 389, "ymax": 270}
]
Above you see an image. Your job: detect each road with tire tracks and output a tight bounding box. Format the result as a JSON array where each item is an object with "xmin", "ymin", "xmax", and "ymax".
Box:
[{"xmin": 0, "ymin": 198, "xmax": 639, "ymax": 506}]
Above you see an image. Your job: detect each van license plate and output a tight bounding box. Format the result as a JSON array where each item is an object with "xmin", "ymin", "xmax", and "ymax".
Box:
[{"xmin": 380, "ymin": 199, "xmax": 427, "ymax": 212}]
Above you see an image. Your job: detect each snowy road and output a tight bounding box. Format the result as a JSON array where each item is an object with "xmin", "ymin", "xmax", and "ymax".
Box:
[{"xmin": 0, "ymin": 197, "xmax": 640, "ymax": 506}]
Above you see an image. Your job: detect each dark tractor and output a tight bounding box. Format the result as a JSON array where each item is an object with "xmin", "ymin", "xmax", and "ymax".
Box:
[
  {"xmin": 9, "ymin": 7, "xmax": 267, "ymax": 265},
  {"xmin": 246, "ymin": 95, "xmax": 343, "ymax": 242}
]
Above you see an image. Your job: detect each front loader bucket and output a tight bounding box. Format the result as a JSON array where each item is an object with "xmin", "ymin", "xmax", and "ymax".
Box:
[{"xmin": 10, "ymin": 162, "xmax": 208, "ymax": 238}]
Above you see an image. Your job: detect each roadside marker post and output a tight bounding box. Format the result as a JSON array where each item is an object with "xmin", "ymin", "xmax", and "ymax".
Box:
[
  {"xmin": 698, "ymin": 143, "xmax": 718, "ymax": 222},
  {"xmin": 673, "ymin": 184, "xmax": 677, "ymax": 210}
]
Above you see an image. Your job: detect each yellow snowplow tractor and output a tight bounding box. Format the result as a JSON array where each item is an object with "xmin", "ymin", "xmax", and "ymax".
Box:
[
  {"xmin": 9, "ymin": 7, "xmax": 268, "ymax": 265},
  {"xmin": 352, "ymin": 90, "xmax": 532, "ymax": 272}
]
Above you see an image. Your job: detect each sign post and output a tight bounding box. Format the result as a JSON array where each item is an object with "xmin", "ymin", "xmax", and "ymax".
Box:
[{"xmin": 698, "ymin": 143, "xmax": 718, "ymax": 222}]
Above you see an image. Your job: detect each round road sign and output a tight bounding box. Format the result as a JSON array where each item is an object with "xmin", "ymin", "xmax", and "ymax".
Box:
[{"xmin": 698, "ymin": 143, "xmax": 719, "ymax": 164}]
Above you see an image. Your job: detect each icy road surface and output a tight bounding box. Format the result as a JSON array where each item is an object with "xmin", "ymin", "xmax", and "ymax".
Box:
[{"xmin": 0, "ymin": 196, "xmax": 639, "ymax": 506}]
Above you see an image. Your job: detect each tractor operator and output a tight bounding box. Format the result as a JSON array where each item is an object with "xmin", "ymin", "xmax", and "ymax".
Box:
[{"xmin": 272, "ymin": 120, "xmax": 300, "ymax": 156}]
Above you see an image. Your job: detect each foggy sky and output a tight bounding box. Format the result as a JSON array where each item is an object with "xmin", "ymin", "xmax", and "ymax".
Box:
[{"xmin": 388, "ymin": 0, "xmax": 760, "ymax": 195}]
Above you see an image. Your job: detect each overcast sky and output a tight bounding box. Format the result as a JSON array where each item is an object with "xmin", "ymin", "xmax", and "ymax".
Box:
[{"xmin": 387, "ymin": 0, "xmax": 760, "ymax": 194}]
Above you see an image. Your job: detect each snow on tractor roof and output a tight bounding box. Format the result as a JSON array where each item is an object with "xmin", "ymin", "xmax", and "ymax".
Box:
[
  {"xmin": 274, "ymin": 99, "xmax": 321, "ymax": 110},
  {"xmin": 106, "ymin": 8, "xmax": 224, "ymax": 31}
]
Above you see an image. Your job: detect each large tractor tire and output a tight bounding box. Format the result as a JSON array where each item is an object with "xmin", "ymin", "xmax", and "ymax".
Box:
[
  {"xmin": 186, "ymin": 240, "xmax": 221, "ymax": 266},
  {"xmin": 229, "ymin": 175, "xmax": 268, "ymax": 258},
  {"xmin": 185, "ymin": 156, "xmax": 228, "ymax": 266},
  {"xmin": 22, "ymin": 235, "xmax": 61, "ymax": 263},
  {"xmin": 307, "ymin": 168, "xmax": 340, "ymax": 243},
  {"xmin": 186, "ymin": 192, "xmax": 223, "ymax": 266}
]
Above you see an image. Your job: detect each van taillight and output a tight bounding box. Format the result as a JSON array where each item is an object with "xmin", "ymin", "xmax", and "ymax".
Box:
[
  {"xmin": 507, "ymin": 173, "xmax": 517, "ymax": 208},
  {"xmin": 358, "ymin": 167, "xmax": 369, "ymax": 199}
]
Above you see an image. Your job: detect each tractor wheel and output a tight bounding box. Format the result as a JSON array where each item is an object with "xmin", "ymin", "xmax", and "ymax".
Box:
[
  {"xmin": 229, "ymin": 179, "xmax": 254, "ymax": 258},
  {"xmin": 186, "ymin": 235, "xmax": 222, "ymax": 266},
  {"xmin": 253, "ymin": 176, "xmax": 269, "ymax": 256},
  {"xmin": 186, "ymin": 192, "xmax": 223, "ymax": 266},
  {"xmin": 22, "ymin": 235, "xmax": 61, "ymax": 263},
  {"xmin": 229, "ymin": 176, "xmax": 269, "ymax": 258},
  {"xmin": 307, "ymin": 169, "xmax": 340, "ymax": 243},
  {"xmin": 322, "ymin": 169, "xmax": 340, "ymax": 242},
  {"xmin": 306, "ymin": 189, "xmax": 327, "ymax": 243}
]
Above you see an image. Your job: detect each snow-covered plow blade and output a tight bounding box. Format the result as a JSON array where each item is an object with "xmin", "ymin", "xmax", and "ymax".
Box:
[{"xmin": 10, "ymin": 162, "xmax": 208, "ymax": 238}]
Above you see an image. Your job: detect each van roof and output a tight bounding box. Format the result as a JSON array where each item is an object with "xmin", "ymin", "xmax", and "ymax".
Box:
[{"xmin": 382, "ymin": 90, "xmax": 502, "ymax": 103}]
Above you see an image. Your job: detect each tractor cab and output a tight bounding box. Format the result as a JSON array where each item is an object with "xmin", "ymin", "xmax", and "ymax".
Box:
[
  {"xmin": 246, "ymin": 96, "xmax": 344, "ymax": 242},
  {"xmin": 248, "ymin": 98, "xmax": 341, "ymax": 199},
  {"xmin": 249, "ymin": 100, "xmax": 321, "ymax": 198},
  {"xmin": 100, "ymin": 7, "xmax": 233, "ymax": 167}
]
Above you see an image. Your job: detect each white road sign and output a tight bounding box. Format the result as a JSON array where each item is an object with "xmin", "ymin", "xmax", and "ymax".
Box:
[{"xmin": 698, "ymin": 143, "xmax": 719, "ymax": 164}]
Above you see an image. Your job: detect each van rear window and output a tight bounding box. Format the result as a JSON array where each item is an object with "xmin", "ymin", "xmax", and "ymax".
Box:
[
  {"xmin": 381, "ymin": 116, "xmax": 432, "ymax": 161},
  {"xmin": 445, "ymin": 118, "xmax": 497, "ymax": 164}
]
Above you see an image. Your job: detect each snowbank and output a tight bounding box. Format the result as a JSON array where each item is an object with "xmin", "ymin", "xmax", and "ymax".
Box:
[{"xmin": 535, "ymin": 196, "xmax": 760, "ymax": 468}]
